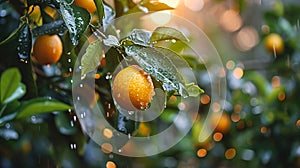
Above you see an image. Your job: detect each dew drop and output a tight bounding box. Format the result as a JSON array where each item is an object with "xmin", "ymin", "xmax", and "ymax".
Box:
[
  {"xmin": 66, "ymin": 51, "xmax": 71, "ymax": 55},
  {"xmin": 105, "ymin": 72, "xmax": 112, "ymax": 80},
  {"xmin": 68, "ymin": 109, "xmax": 72, "ymax": 113}
]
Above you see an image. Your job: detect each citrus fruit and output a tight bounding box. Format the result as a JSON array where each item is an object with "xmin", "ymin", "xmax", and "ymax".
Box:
[
  {"xmin": 264, "ymin": 33, "xmax": 284, "ymax": 54},
  {"xmin": 112, "ymin": 65, "xmax": 155, "ymax": 111},
  {"xmin": 73, "ymin": 0, "xmax": 97, "ymax": 14},
  {"xmin": 32, "ymin": 34, "xmax": 63, "ymax": 65}
]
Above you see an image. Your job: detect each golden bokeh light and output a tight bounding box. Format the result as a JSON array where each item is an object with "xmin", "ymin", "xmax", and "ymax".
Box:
[
  {"xmin": 219, "ymin": 10, "xmax": 242, "ymax": 32},
  {"xmin": 278, "ymin": 92, "xmax": 285, "ymax": 101},
  {"xmin": 226, "ymin": 60, "xmax": 235, "ymax": 70},
  {"xmin": 231, "ymin": 113, "xmax": 240, "ymax": 122},
  {"xmin": 159, "ymin": 0, "xmax": 180, "ymax": 8},
  {"xmin": 233, "ymin": 67, "xmax": 244, "ymax": 79},
  {"xmin": 200, "ymin": 94, "xmax": 211, "ymax": 104},
  {"xmin": 213, "ymin": 132, "xmax": 223, "ymax": 142},
  {"xmin": 106, "ymin": 161, "xmax": 117, "ymax": 168},
  {"xmin": 103, "ymin": 128, "xmax": 113, "ymax": 139},
  {"xmin": 296, "ymin": 120, "xmax": 300, "ymax": 127},
  {"xmin": 101, "ymin": 143, "xmax": 113, "ymax": 154},
  {"xmin": 260, "ymin": 126, "xmax": 267, "ymax": 134},
  {"xmin": 150, "ymin": 11, "xmax": 172, "ymax": 26},
  {"xmin": 197, "ymin": 148, "xmax": 207, "ymax": 158},
  {"xmin": 225, "ymin": 148, "xmax": 236, "ymax": 159},
  {"xmin": 234, "ymin": 26, "xmax": 259, "ymax": 51},
  {"xmin": 184, "ymin": 0, "xmax": 204, "ymax": 11},
  {"xmin": 271, "ymin": 76, "xmax": 281, "ymax": 88}
]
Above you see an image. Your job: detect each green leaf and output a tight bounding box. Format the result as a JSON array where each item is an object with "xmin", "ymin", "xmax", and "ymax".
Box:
[
  {"xmin": 125, "ymin": 45, "xmax": 189, "ymax": 97},
  {"xmin": 55, "ymin": 112, "xmax": 77, "ymax": 135},
  {"xmin": 60, "ymin": 3, "xmax": 91, "ymax": 45},
  {"xmin": 3, "ymin": 83, "xmax": 26, "ymax": 104},
  {"xmin": 81, "ymin": 39, "xmax": 102, "ymax": 79},
  {"xmin": 94, "ymin": 0, "xmax": 105, "ymax": 21},
  {"xmin": 17, "ymin": 24, "xmax": 32, "ymax": 61},
  {"xmin": 154, "ymin": 47, "xmax": 204, "ymax": 96},
  {"xmin": 124, "ymin": 29, "xmax": 151, "ymax": 46},
  {"xmin": 0, "ymin": 68, "xmax": 21, "ymax": 104},
  {"xmin": 0, "ymin": 22, "xmax": 26, "ymax": 46},
  {"xmin": 32, "ymin": 20, "xmax": 67, "ymax": 37},
  {"xmin": 150, "ymin": 27, "xmax": 189, "ymax": 43},
  {"xmin": 103, "ymin": 2, "xmax": 115, "ymax": 30},
  {"xmin": 126, "ymin": 2, "xmax": 173, "ymax": 14},
  {"xmin": 16, "ymin": 98, "xmax": 72, "ymax": 118},
  {"xmin": 140, "ymin": 2, "xmax": 173, "ymax": 12},
  {"xmin": 103, "ymin": 35, "xmax": 120, "ymax": 47}
]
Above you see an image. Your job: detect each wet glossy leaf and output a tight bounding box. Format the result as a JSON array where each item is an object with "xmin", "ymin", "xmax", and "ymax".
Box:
[
  {"xmin": 103, "ymin": 2, "xmax": 115, "ymax": 30},
  {"xmin": 103, "ymin": 35, "xmax": 119, "ymax": 47},
  {"xmin": 81, "ymin": 39, "xmax": 102, "ymax": 78},
  {"xmin": 16, "ymin": 97, "xmax": 72, "ymax": 118},
  {"xmin": 126, "ymin": 2, "xmax": 173, "ymax": 14},
  {"xmin": 150, "ymin": 27, "xmax": 189, "ymax": 43},
  {"xmin": 3, "ymin": 83, "xmax": 26, "ymax": 104},
  {"xmin": 32, "ymin": 20, "xmax": 67, "ymax": 37},
  {"xmin": 125, "ymin": 29, "xmax": 151, "ymax": 46},
  {"xmin": 60, "ymin": 3, "xmax": 91, "ymax": 45},
  {"xmin": 140, "ymin": 2, "xmax": 173, "ymax": 11},
  {"xmin": 0, "ymin": 68, "xmax": 21, "ymax": 104},
  {"xmin": 0, "ymin": 22, "xmax": 25, "ymax": 46},
  {"xmin": 94, "ymin": 0, "xmax": 105, "ymax": 20},
  {"xmin": 125, "ymin": 45, "xmax": 189, "ymax": 97},
  {"xmin": 55, "ymin": 112, "xmax": 77, "ymax": 135},
  {"xmin": 17, "ymin": 24, "xmax": 32, "ymax": 61}
]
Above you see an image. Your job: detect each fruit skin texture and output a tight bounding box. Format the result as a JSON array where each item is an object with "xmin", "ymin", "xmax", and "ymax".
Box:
[
  {"xmin": 264, "ymin": 33, "xmax": 284, "ymax": 54},
  {"xmin": 73, "ymin": 0, "xmax": 97, "ymax": 13},
  {"xmin": 33, "ymin": 34, "xmax": 63, "ymax": 65},
  {"xmin": 210, "ymin": 113, "xmax": 231, "ymax": 133},
  {"xmin": 112, "ymin": 65, "xmax": 155, "ymax": 111}
]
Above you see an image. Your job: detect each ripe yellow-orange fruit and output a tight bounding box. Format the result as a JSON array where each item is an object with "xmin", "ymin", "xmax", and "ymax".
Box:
[
  {"xmin": 264, "ymin": 33, "xmax": 284, "ymax": 54},
  {"xmin": 73, "ymin": 0, "xmax": 97, "ymax": 14},
  {"xmin": 210, "ymin": 113, "xmax": 231, "ymax": 133},
  {"xmin": 32, "ymin": 34, "xmax": 63, "ymax": 65},
  {"xmin": 112, "ymin": 65, "xmax": 155, "ymax": 111}
]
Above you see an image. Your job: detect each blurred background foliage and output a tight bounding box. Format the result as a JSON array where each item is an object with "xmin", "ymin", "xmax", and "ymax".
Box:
[{"xmin": 0, "ymin": 0, "xmax": 300, "ymax": 167}]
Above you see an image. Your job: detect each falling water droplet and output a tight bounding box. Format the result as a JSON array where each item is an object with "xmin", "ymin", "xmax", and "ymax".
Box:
[
  {"xmin": 73, "ymin": 116, "xmax": 77, "ymax": 122},
  {"xmin": 70, "ymin": 80, "xmax": 73, "ymax": 84},
  {"xmin": 67, "ymin": 58, "xmax": 72, "ymax": 63},
  {"xmin": 118, "ymin": 149, "xmax": 122, "ymax": 152},
  {"xmin": 79, "ymin": 83, "xmax": 83, "ymax": 88},
  {"xmin": 70, "ymin": 120, "xmax": 74, "ymax": 127},
  {"xmin": 68, "ymin": 109, "xmax": 72, "ymax": 113},
  {"xmin": 69, "ymin": 67, "xmax": 72, "ymax": 72},
  {"xmin": 67, "ymin": 51, "xmax": 71, "ymax": 55},
  {"xmin": 128, "ymin": 133, "xmax": 131, "ymax": 139}
]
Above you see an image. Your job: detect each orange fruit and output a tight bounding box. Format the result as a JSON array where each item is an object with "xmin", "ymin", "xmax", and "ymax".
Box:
[
  {"xmin": 73, "ymin": 0, "xmax": 97, "ymax": 14},
  {"xmin": 210, "ymin": 113, "xmax": 231, "ymax": 133},
  {"xmin": 32, "ymin": 34, "xmax": 63, "ymax": 65},
  {"xmin": 264, "ymin": 33, "xmax": 284, "ymax": 54},
  {"xmin": 112, "ymin": 65, "xmax": 155, "ymax": 111}
]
